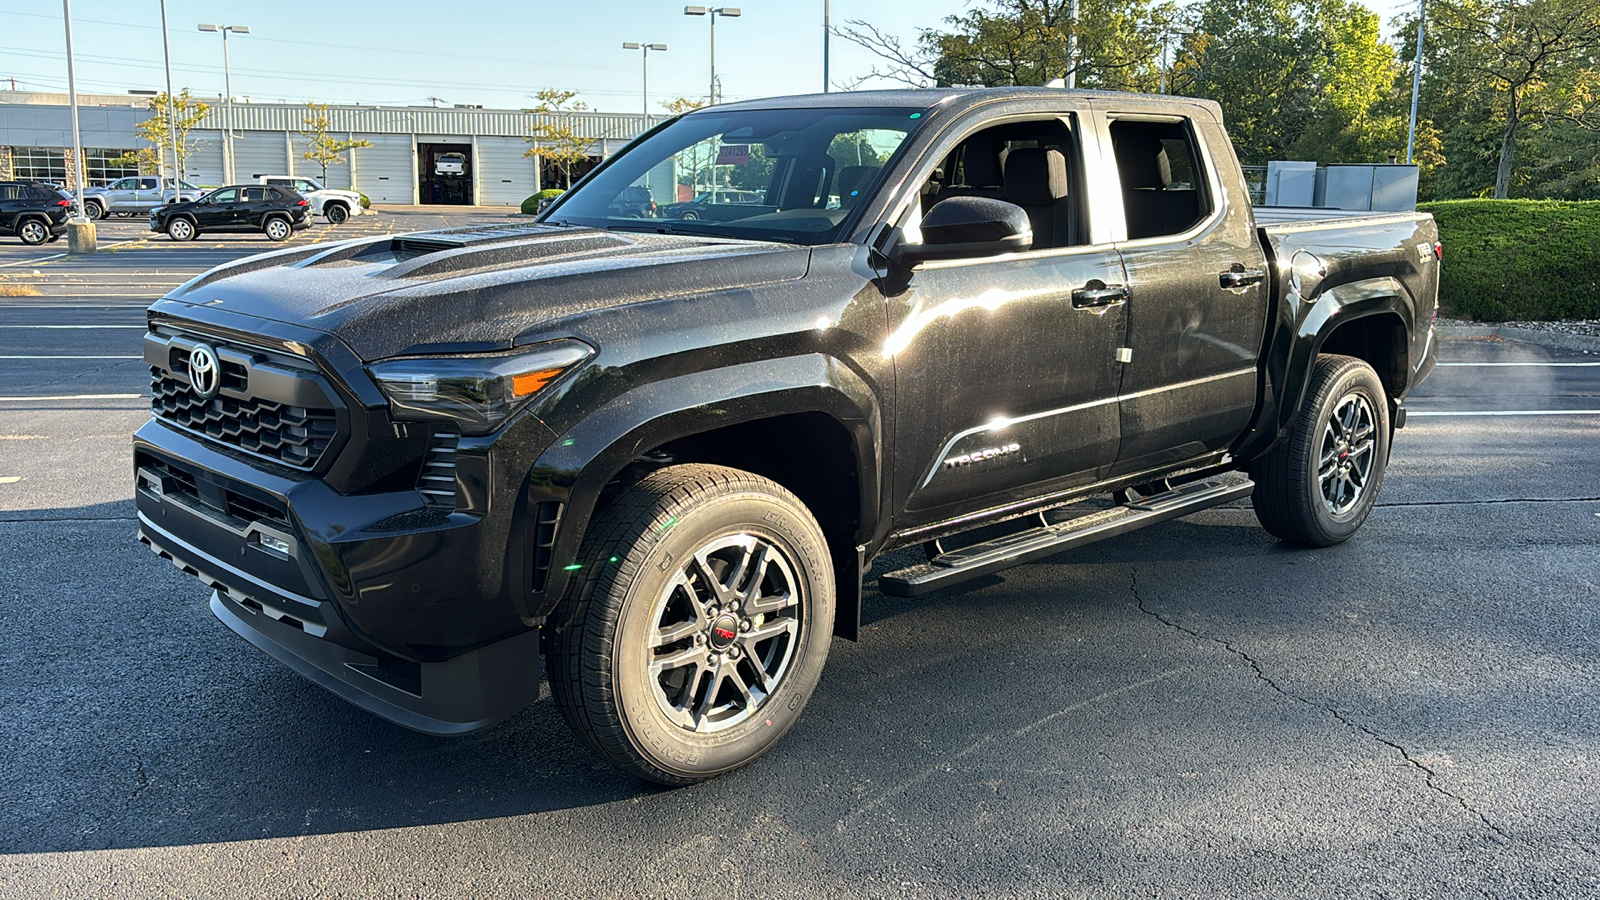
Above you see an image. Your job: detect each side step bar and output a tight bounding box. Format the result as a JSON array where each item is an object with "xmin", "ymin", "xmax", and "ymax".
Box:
[{"xmin": 877, "ymin": 476, "xmax": 1255, "ymax": 597}]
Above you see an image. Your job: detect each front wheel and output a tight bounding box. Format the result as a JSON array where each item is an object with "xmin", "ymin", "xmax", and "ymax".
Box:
[
  {"xmin": 547, "ymin": 464, "xmax": 834, "ymax": 785},
  {"xmin": 17, "ymin": 219, "xmax": 49, "ymax": 246},
  {"xmin": 1249, "ymin": 354, "xmax": 1390, "ymax": 547},
  {"xmin": 262, "ymin": 217, "xmax": 292, "ymax": 241},
  {"xmin": 165, "ymin": 217, "xmax": 196, "ymax": 242},
  {"xmin": 325, "ymin": 203, "xmax": 349, "ymax": 225}
]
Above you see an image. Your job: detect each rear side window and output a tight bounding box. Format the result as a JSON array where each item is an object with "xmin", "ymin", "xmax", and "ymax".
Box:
[
  {"xmin": 1109, "ymin": 119, "xmax": 1212, "ymax": 240},
  {"xmin": 241, "ymin": 187, "xmax": 268, "ymax": 202},
  {"xmin": 26, "ymin": 186, "xmax": 55, "ymax": 200},
  {"xmin": 140, "ymin": 178, "xmax": 159, "ymax": 190}
]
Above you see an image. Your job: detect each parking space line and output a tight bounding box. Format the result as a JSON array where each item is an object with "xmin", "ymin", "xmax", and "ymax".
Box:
[
  {"xmin": 0, "ymin": 325, "xmax": 144, "ymax": 329},
  {"xmin": 1437, "ymin": 362, "xmax": 1600, "ymax": 367},
  {"xmin": 0, "ymin": 393, "xmax": 142, "ymax": 401},
  {"xmin": 1409, "ymin": 409, "xmax": 1600, "ymax": 417},
  {"xmin": 0, "ymin": 355, "xmax": 142, "ymax": 359}
]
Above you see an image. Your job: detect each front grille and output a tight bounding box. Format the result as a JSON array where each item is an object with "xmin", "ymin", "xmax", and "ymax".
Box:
[
  {"xmin": 145, "ymin": 327, "xmax": 345, "ymax": 470},
  {"xmin": 417, "ymin": 430, "xmax": 460, "ymax": 507},
  {"xmin": 151, "ymin": 372, "xmax": 337, "ymax": 468}
]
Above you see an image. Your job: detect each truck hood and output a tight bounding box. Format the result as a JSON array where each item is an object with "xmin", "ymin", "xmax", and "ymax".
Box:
[{"xmin": 159, "ymin": 224, "xmax": 812, "ymax": 360}]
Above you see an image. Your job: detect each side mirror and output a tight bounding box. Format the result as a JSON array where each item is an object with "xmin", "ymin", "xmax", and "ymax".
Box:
[{"xmin": 891, "ymin": 196, "xmax": 1033, "ymax": 265}]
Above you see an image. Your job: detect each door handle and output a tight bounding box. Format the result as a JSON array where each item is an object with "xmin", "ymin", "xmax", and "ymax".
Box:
[
  {"xmin": 1072, "ymin": 281, "xmax": 1129, "ymax": 308},
  {"xmin": 1219, "ymin": 267, "xmax": 1266, "ymax": 289}
]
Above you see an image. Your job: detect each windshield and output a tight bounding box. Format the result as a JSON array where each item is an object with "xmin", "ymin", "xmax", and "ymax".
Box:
[{"xmin": 544, "ymin": 106, "xmax": 925, "ymax": 245}]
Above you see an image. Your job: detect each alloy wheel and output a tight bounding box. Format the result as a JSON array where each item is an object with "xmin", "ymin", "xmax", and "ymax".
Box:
[{"xmin": 1318, "ymin": 391, "xmax": 1376, "ymax": 516}]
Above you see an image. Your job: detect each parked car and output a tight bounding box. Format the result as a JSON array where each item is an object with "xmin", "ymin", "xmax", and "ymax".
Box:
[
  {"xmin": 657, "ymin": 189, "xmax": 769, "ymax": 220},
  {"xmin": 82, "ymin": 176, "xmax": 205, "ymax": 220},
  {"xmin": 137, "ymin": 87, "xmax": 1441, "ymax": 786},
  {"xmin": 149, "ymin": 184, "xmax": 311, "ymax": 242},
  {"xmin": 254, "ymin": 175, "xmax": 364, "ymax": 224},
  {"xmin": 605, "ymin": 185, "xmax": 657, "ymax": 217},
  {"xmin": 0, "ymin": 181, "xmax": 72, "ymax": 245},
  {"xmin": 434, "ymin": 153, "xmax": 467, "ymax": 177}
]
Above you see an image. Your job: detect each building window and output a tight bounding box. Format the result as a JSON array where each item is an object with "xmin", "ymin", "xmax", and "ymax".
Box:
[
  {"xmin": 10, "ymin": 147, "xmax": 66, "ymax": 184},
  {"xmin": 85, "ymin": 149, "xmax": 141, "ymax": 185}
]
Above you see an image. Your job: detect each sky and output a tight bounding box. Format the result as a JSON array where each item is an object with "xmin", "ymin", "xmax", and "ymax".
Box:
[{"xmin": 1, "ymin": 0, "xmax": 1418, "ymax": 115}]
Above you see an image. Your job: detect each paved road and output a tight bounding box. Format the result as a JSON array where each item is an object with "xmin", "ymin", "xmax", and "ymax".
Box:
[{"xmin": 1, "ymin": 232, "xmax": 1597, "ymax": 897}]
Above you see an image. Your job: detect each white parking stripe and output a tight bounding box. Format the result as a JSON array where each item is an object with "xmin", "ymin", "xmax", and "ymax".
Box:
[
  {"xmin": 0, "ymin": 393, "xmax": 142, "ymax": 401},
  {"xmin": 0, "ymin": 325, "xmax": 144, "ymax": 329},
  {"xmin": 1437, "ymin": 362, "xmax": 1600, "ymax": 367},
  {"xmin": 0, "ymin": 355, "xmax": 142, "ymax": 359},
  {"xmin": 1409, "ymin": 409, "xmax": 1600, "ymax": 417}
]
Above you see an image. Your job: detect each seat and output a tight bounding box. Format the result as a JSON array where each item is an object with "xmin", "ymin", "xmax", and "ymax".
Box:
[
  {"xmin": 939, "ymin": 133, "xmax": 1006, "ymax": 202},
  {"xmin": 1003, "ymin": 147, "xmax": 1074, "ymax": 249},
  {"xmin": 1113, "ymin": 131, "xmax": 1202, "ymax": 240}
]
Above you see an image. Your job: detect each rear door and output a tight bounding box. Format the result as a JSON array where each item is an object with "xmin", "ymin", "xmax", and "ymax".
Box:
[
  {"xmin": 239, "ymin": 187, "xmax": 272, "ymax": 227},
  {"xmin": 1088, "ymin": 106, "xmax": 1271, "ymax": 478},
  {"xmin": 134, "ymin": 176, "xmax": 161, "ymax": 210},
  {"xmin": 0, "ymin": 184, "xmax": 20, "ymax": 230}
]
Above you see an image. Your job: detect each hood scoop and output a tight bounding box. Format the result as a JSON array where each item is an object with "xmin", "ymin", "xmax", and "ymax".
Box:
[{"xmin": 380, "ymin": 230, "xmax": 637, "ymax": 280}]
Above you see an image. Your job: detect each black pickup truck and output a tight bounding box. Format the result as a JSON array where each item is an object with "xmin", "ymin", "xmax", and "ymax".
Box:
[{"xmin": 135, "ymin": 88, "xmax": 1440, "ymax": 784}]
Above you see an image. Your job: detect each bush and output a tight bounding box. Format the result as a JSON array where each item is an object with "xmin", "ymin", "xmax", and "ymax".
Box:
[
  {"xmin": 1419, "ymin": 199, "xmax": 1600, "ymax": 322},
  {"xmin": 521, "ymin": 188, "xmax": 564, "ymax": 215},
  {"xmin": 358, "ymin": 193, "xmax": 371, "ymax": 210}
]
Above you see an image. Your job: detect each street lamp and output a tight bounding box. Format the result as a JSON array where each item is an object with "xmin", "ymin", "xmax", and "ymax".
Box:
[
  {"xmin": 683, "ymin": 6, "xmax": 740, "ymax": 105},
  {"xmin": 1157, "ymin": 24, "xmax": 1194, "ymax": 94},
  {"xmin": 623, "ymin": 42, "xmax": 668, "ymax": 118},
  {"xmin": 1406, "ymin": 0, "xmax": 1425, "ymax": 164},
  {"xmin": 198, "ymin": 23, "xmax": 250, "ymax": 184}
]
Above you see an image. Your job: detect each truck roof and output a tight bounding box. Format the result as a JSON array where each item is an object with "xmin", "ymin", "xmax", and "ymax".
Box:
[{"xmin": 709, "ymin": 87, "xmax": 1224, "ymax": 119}]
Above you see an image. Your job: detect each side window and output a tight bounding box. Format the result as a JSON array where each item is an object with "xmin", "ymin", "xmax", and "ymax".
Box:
[
  {"xmin": 140, "ymin": 177, "xmax": 159, "ymax": 190},
  {"xmin": 241, "ymin": 187, "xmax": 267, "ymax": 202},
  {"xmin": 296, "ymin": 180, "xmax": 317, "ymax": 192},
  {"xmin": 1109, "ymin": 119, "xmax": 1212, "ymax": 240},
  {"xmin": 920, "ymin": 117, "xmax": 1086, "ymax": 250},
  {"xmin": 26, "ymin": 186, "xmax": 54, "ymax": 200},
  {"xmin": 112, "ymin": 178, "xmax": 136, "ymax": 190},
  {"xmin": 209, "ymin": 188, "xmax": 238, "ymax": 204},
  {"xmin": 0, "ymin": 185, "xmax": 20, "ymax": 201}
]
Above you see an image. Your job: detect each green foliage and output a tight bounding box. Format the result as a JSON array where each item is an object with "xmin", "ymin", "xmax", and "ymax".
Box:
[
  {"xmin": 358, "ymin": 193, "xmax": 371, "ymax": 210},
  {"xmin": 1420, "ymin": 199, "xmax": 1600, "ymax": 320},
  {"xmin": 299, "ymin": 104, "xmax": 374, "ymax": 183},
  {"xmin": 119, "ymin": 90, "xmax": 212, "ymax": 178},
  {"xmin": 521, "ymin": 189, "xmax": 564, "ymax": 215},
  {"xmin": 524, "ymin": 89, "xmax": 592, "ymax": 188}
]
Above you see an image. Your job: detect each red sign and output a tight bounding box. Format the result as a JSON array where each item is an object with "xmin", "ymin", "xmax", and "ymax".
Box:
[{"xmin": 715, "ymin": 144, "xmax": 751, "ymax": 166}]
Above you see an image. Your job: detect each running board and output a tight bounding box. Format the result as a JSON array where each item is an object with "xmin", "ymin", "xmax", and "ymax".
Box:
[{"xmin": 877, "ymin": 477, "xmax": 1255, "ymax": 597}]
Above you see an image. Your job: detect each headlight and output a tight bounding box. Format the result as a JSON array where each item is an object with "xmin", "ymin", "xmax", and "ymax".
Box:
[{"xmin": 367, "ymin": 340, "xmax": 592, "ymax": 435}]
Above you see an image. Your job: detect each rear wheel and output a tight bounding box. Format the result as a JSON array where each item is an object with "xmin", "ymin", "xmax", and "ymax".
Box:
[
  {"xmin": 263, "ymin": 217, "xmax": 292, "ymax": 241},
  {"xmin": 17, "ymin": 218, "xmax": 49, "ymax": 246},
  {"xmin": 1249, "ymin": 354, "xmax": 1390, "ymax": 546},
  {"xmin": 547, "ymin": 464, "xmax": 834, "ymax": 785},
  {"xmin": 325, "ymin": 203, "xmax": 349, "ymax": 225},
  {"xmin": 165, "ymin": 217, "xmax": 196, "ymax": 242}
]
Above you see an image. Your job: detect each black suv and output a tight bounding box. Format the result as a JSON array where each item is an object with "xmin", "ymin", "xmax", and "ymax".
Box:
[
  {"xmin": 150, "ymin": 185, "xmax": 312, "ymax": 242},
  {"xmin": 0, "ymin": 181, "xmax": 72, "ymax": 245}
]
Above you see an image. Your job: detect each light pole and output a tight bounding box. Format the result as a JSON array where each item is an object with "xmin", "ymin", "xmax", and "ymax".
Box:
[
  {"xmin": 823, "ymin": 0, "xmax": 830, "ymax": 93},
  {"xmin": 198, "ymin": 23, "xmax": 250, "ymax": 184},
  {"xmin": 1065, "ymin": 0, "xmax": 1079, "ymax": 88},
  {"xmin": 1158, "ymin": 24, "xmax": 1194, "ymax": 94},
  {"xmin": 684, "ymin": 6, "xmax": 741, "ymax": 105},
  {"xmin": 62, "ymin": 0, "xmax": 94, "ymax": 251},
  {"xmin": 1406, "ymin": 0, "xmax": 1425, "ymax": 164},
  {"xmin": 159, "ymin": 0, "xmax": 180, "ymax": 185},
  {"xmin": 623, "ymin": 42, "xmax": 668, "ymax": 118}
]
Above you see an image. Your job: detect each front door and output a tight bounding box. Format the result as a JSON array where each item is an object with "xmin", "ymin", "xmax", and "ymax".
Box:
[{"xmin": 195, "ymin": 188, "xmax": 238, "ymax": 229}]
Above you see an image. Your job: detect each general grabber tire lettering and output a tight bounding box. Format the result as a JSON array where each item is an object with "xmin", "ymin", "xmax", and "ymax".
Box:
[
  {"xmin": 546, "ymin": 464, "xmax": 834, "ymax": 785},
  {"xmin": 1249, "ymin": 354, "xmax": 1391, "ymax": 547}
]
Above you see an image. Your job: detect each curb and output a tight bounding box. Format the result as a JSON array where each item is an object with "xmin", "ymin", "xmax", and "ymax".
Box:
[{"xmin": 1436, "ymin": 324, "xmax": 1600, "ymax": 355}]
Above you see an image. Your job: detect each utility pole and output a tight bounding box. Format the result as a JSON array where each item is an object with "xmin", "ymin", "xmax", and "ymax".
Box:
[
  {"xmin": 1065, "ymin": 0, "xmax": 1080, "ymax": 88},
  {"xmin": 823, "ymin": 0, "xmax": 830, "ymax": 93},
  {"xmin": 159, "ymin": 0, "xmax": 180, "ymax": 185},
  {"xmin": 62, "ymin": 0, "xmax": 94, "ymax": 251},
  {"xmin": 1406, "ymin": 0, "xmax": 1425, "ymax": 164}
]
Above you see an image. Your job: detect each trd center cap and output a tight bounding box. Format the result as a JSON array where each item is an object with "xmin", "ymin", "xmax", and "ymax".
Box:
[{"xmin": 709, "ymin": 614, "xmax": 739, "ymax": 650}]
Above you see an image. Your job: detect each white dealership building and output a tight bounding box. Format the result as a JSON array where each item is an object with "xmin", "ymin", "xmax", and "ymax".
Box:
[{"xmin": 0, "ymin": 90, "xmax": 659, "ymax": 206}]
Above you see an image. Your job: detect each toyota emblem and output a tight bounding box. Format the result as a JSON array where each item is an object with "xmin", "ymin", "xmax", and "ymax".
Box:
[{"xmin": 188, "ymin": 343, "xmax": 221, "ymax": 400}]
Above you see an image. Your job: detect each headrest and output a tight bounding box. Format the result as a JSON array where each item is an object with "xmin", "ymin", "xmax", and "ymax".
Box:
[
  {"xmin": 1004, "ymin": 148, "xmax": 1070, "ymax": 206},
  {"xmin": 837, "ymin": 166, "xmax": 880, "ymax": 206},
  {"xmin": 1113, "ymin": 133, "xmax": 1172, "ymax": 190},
  {"xmin": 959, "ymin": 134, "xmax": 1004, "ymax": 188}
]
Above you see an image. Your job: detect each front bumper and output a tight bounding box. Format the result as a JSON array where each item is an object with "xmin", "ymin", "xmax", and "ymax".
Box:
[{"xmin": 135, "ymin": 417, "xmax": 550, "ymax": 734}]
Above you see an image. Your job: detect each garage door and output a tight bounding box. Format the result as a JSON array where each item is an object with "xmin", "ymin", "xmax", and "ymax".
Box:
[
  {"xmin": 351, "ymin": 134, "xmax": 413, "ymax": 204},
  {"xmin": 477, "ymin": 138, "xmax": 538, "ymax": 207},
  {"xmin": 182, "ymin": 133, "xmax": 224, "ymax": 188},
  {"xmin": 234, "ymin": 132, "xmax": 288, "ymax": 181}
]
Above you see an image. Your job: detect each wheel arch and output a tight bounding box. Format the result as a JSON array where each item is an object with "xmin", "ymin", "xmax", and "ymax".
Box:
[{"xmin": 524, "ymin": 354, "xmax": 882, "ymax": 640}]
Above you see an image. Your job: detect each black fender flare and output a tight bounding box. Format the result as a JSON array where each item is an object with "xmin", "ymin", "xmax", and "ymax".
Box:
[
  {"xmin": 523, "ymin": 353, "xmax": 882, "ymax": 629},
  {"xmin": 1235, "ymin": 276, "xmax": 1413, "ymax": 462}
]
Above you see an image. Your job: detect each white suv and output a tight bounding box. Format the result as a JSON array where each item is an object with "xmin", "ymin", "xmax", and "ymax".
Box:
[{"xmin": 254, "ymin": 175, "xmax": 365, "ymax": 224}]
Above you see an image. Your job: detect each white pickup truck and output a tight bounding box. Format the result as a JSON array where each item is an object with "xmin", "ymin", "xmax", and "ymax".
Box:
[{"xmin": 253, "ymin": 175, "xmax": 365, "ymax": 224}]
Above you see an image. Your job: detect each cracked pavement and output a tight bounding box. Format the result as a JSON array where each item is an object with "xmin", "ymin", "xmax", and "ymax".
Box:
[{"xmin": 2, "ymin": 237, "xmax": 1599, "ymax": 900}]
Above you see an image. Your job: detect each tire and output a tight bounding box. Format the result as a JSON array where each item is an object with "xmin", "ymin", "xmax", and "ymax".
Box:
[
  {"xmin": 680, "ymin": 210, "xmax": 701, "ymax": 221},
  {"xmin": 165, "ymin": 217, "xmax": 196, "ymax": 242},
  {"xmin": 547, "ymin": 464, "xmax": 835, "ymax": 785},
  {"xmin": 262, "ymin": 217, "xmax": 291, "ymax": 241},
  {"xmin": 17, "ymin": 218, "xmax": 49, "ymax": 246},
  {"xmin": 1249, "ymin": 354, "xmax": 1390, "ymax": 547},
  {"xmin": 84, "ymin": 201, "xmax": 104, "ymax": 221},
  {"xmin": 325, "ymin": 203, "xmax": 349, "ymax": 225}
]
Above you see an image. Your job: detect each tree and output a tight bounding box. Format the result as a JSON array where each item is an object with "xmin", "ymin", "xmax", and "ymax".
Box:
[
  {"xmin": 298, "ymin": 103, "xmax": 373, "ymax": 183},
  {"xmin": 1427, "ymin": 0, "xmax": 1600, "ymax": 198},
  {"xmin": 524, "ymin": 89, "xmax": 593, "ymax": 188},
  {"xmin": 110, "ymin": 90, "xmax": 211, "ymax": 180},
  {"xmin": 660, "ymin": 96, "xmax": 708, "ymax": 116}
]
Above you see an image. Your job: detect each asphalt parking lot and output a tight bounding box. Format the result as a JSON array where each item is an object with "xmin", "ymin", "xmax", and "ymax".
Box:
[{"xmin": 2, "ymin": 215, "xmax": 1598, "ymax": 897}]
